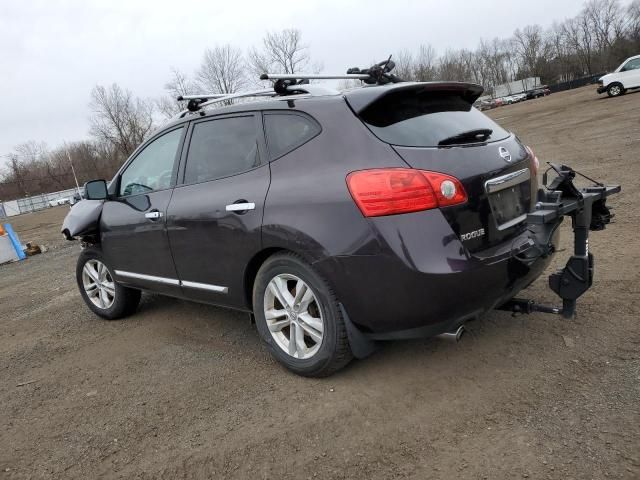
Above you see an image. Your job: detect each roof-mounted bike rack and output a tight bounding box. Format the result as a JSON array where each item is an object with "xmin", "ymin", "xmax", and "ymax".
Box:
[{"xmin": 173, "ymin": 56, "xmax": 405, "ymax": 119}]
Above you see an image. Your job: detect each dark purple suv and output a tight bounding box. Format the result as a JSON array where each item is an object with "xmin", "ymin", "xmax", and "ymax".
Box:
[{"xmin": 63, "ymin": 78, "xmax": 618, "ymax": 377}]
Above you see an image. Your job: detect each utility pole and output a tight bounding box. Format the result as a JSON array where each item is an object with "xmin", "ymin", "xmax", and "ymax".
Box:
[{"xmin": 66, "ymin": 148, "xmax": 82, "ymax": 197}]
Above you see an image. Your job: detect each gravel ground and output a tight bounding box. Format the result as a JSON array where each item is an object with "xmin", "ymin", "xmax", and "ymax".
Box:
[{"xmin": 1, "ymin": 85, "xmax": 638, "ymax": 479}]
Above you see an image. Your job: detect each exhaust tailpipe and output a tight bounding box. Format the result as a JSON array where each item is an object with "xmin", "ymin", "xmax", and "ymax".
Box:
[{"xmin": 436, "ymin": 325, "xmax": 465, "ymax": 342}]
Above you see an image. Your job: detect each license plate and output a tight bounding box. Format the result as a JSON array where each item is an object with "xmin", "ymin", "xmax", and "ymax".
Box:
[{"xmin": 488, "ymin": 181, "xmax": 529, "ymax": 229}]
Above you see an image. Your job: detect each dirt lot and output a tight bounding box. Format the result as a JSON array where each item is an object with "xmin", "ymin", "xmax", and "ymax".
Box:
[{"xmin": 1, "ymin": 85, "xmax": 639, "ymax": 479}]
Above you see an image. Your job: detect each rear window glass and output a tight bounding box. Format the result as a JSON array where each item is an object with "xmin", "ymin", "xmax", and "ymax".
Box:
[
  {"xmin": 264, "ymin": 113, "xmax": 321, "ymax": 159},
  {"xmin": 360, "ymin": 91, "xmax": 509, "ymax": 147}
]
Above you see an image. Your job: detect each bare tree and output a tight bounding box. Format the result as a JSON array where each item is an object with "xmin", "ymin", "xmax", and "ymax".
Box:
[
  {"xmin": 584, "ymin": 0, "xmax": 625, "ymax": 52},
  {"xmin": 512, "ymin": 25, "xmax": 550, "ymax": 78},
  {"xmin": 393, "ymin": 50, "xmax": 415, "ymax": 81},
  {"xmin": 629, "ymin": 0, "xmax": 640, "ymax": 42},
  {"xmin": 563, "ymin": 14, "xmax": 596, "ymax": 75},
  {"xmin": 249, "ymin": 29, "xmax": 310, "ymax": 78},
  {"xmin": 414, "ymin": 44, "xmax": 438, "ymax": 81},
  {"xmin": 89, "ymin": 83, "xmax": 154, "ymax": 159},
  {"xmin": 196, "ymin": 44, "xmax": 247, "ymax": 95},
  {"xmin": 157, "ymin": 68, "xmax": 198, "ymax": 118}
]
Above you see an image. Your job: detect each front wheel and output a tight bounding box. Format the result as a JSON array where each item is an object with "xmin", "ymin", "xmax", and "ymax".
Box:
[
  {"xmin": 607, "ymin": 83, "xmax": 625, "ymax": 97},
  {"xmin": 76, "ymin": 247, "xmax": 141, "ymax": 320},
  {"xmin": 253, "ymin": 253, "xmax": 353, "ymax": 377}
]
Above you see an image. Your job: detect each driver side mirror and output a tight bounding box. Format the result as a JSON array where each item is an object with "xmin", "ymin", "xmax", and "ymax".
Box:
[{"xmin": 84, "ymin": 179, "xmax": 108, "ymax": 200}]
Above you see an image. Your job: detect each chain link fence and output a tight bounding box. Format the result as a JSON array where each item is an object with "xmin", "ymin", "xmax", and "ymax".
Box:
[{"xmin": 0, "ymin": 187, "xmax": 83, "ymax": 218}]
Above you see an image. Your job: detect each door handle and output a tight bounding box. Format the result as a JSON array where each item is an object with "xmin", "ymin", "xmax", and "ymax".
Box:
[
  {"xmin": 225, "ymin": 202, "xmax": 256, "ymax": 213},
  {"xmin": 144, "ymin": 210, "xmax": 163, "ymax": 220}
]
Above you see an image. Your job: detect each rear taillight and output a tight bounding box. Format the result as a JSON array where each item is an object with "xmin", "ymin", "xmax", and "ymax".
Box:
[
  {"xmin": 346, "ymin": 168, "xmax": 467, "ymax": 217},
  {"xmin": 526, "ymin": 146, "xmax": 539, "ymax": 175}
]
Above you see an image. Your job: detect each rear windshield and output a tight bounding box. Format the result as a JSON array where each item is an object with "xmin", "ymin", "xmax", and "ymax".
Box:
[{"xmin": 359, "ymin": 90, "xmax": 510, "ymax": 147}]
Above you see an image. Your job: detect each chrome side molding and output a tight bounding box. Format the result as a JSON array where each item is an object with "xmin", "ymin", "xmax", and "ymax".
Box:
[
  {"xmin": 114, "ymin": 270, "xmax": 228, "ymax": 293},
  {"xmin": 114, "ymin": 270, "xmax": 180, "ymax": 286},
  {"xmin": 181, "ymin": 280, "xmax": 228, "ymax": 294}
]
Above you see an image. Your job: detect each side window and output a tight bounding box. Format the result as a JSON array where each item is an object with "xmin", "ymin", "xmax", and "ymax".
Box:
[
  {"xmin": 119, "ymin": 128, "xmax": 183, "ymax": 197},
  {"xmin": 264, "ymin": 113, "xmax": 321, "ymax": 160},
  {"xmin": 183, "ymin": 116, "xmax": 260, "ymax": 185},
  {"xmin": 627, "ymin": 59, "xmax": 640, "ymax": 71}
]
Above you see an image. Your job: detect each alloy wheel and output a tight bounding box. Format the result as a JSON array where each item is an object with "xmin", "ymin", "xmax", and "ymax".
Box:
[
  {"xmin": 263, "ymin": 274, "xmax": 324, "ymax": 359},
  {"xmin": 82, "ymin": 259, "xmax": 115, "ymax": 309},
  {"xmin": 610, "ymin": 85, "xmax": 621, "ymax": 96}
]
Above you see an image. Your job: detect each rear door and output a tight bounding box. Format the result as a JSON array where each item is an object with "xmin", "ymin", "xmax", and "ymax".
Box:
[
  {"xmin": 166, "ymin": 113, "xmax": 270, "ymax": 308},
  {"xmin": 101, "ymin": 126, "xmax": 185, "ymax": 295}
]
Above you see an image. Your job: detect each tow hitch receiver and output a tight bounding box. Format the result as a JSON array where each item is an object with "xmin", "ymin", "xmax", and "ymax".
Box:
[{"xmin": 499, "ymin": 163, "xmax": 620, "ymax": 319}]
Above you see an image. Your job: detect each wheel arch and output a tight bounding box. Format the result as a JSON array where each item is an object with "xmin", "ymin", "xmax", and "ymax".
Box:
[{"xmin": 243, "ymin": 247, "xmax": 320, "ymax": 310}]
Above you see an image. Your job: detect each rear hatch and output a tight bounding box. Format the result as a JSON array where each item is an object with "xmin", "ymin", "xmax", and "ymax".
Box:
[{"xmin": 346, "ymin": 83, "xmax": 536, "ymax": 253}]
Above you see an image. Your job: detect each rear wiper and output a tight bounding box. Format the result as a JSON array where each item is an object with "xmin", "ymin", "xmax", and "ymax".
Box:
[{"xmin": 438, "ymin": 128, "xmax": 493, "ymax": 147}]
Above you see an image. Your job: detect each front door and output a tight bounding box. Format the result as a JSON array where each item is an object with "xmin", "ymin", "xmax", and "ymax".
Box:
[
  {"xmin": 101, "ymin": 126, "xmax": 185, "ymax": 295},
  {"xmin": 166, "ymin": 114, "xmax": 270, "ymax": 308}
]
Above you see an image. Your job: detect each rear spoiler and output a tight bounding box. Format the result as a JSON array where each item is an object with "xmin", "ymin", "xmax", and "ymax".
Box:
[{"xmin": 343, "ymin": 81, "xmax": 484, "ymax": 113}]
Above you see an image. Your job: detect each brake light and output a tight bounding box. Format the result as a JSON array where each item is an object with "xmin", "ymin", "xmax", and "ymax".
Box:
[
  {"xmin": 526, "ymin": 146, "xmax": 539, "ymax": 175},
  {"xmin": 346, "ymin": 168, "xmax": 467, "ymax": 217}
]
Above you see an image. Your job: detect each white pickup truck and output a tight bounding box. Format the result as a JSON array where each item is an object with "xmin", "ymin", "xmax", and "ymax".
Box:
[{"xmin": 597, "ymin": 54, "xmax": 640, "ymax": 97}]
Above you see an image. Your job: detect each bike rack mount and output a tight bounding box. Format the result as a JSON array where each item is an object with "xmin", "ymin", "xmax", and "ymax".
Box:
[{"xmin": 498, "ymin": 163, "xmax": 621, "ymax": 319}]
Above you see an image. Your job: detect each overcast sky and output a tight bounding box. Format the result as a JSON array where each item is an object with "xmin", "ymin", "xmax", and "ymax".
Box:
[{"xmin": 1, "ymin": 0, "xmax": 589, "ymax": 165}]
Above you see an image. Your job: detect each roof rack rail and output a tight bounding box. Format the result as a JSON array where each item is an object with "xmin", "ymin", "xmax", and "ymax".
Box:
[
  {"xmin": 260, "ymin": 56, "xmax": 404, "ymax": 86},
  {"xmin": 176, "ymin": 89, "xmax": 276, "ymax": 118},
  {"xmin": 173, "ymin": 56, "xmax": 404, "ymax": 119}
]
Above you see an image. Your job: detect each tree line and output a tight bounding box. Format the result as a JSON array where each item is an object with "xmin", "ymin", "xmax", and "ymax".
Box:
[{"xmin": 1, "ymin": 0, "xmax": 638, "ymax": 201}]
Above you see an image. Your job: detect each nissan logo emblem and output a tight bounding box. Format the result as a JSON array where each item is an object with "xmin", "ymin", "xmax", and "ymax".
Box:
[{"xmin": 499, "ymin": 147, "xmax": 512, "ymax": 163}]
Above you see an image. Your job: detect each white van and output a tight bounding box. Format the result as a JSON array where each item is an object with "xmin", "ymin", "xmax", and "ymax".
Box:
[{"xmin": 597, "ymin": 55, "xmax": 640, "ymax": 97}]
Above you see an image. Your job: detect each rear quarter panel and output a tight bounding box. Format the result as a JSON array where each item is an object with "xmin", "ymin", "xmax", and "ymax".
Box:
[{"xmin": 261, "ymin": 98, "xmax": 406, "ymax": 261}]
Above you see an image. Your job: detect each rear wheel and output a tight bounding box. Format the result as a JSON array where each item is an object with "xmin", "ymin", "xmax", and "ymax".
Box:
[
  {"xmin": 253, "ymin": 253, "xmax": 353, "ymax": 377},
  {"xmin": 76, "ymin": 247, "xmax": 141, "ymax": 320},
  {"xmin": 607, "ymin": 83, "xmax": 624, "ymax": 97}
]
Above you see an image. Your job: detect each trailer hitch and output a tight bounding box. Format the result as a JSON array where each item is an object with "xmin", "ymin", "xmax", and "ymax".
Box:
[{"xmin": 499, "ymin": 163, "xmax": 620, "ymax": 319}]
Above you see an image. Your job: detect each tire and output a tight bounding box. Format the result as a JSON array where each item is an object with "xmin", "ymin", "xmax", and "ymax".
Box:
[
  {"xmin": 607, "ymin": 83, "xmax": 625, "ymax": 97},
  {"xmin": 76, "ymin": 246, "xmax": 141, "ymax": 320},
  {"xmin": 253, "ymin": 253, "xmax": 353, "ymax": 377}
]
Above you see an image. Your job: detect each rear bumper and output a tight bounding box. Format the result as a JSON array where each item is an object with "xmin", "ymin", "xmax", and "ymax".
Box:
[{"xmin": 314, "ymin": 210, "xmax": 559, "ymax": 338}]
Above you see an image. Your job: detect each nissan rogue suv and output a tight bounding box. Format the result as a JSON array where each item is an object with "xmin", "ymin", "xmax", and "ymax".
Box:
[{"xmin": 63, "ymin": 66, "xmax": 619, "ymax": 377}]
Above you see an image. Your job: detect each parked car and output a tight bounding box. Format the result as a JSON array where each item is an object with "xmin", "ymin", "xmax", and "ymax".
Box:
[
  {"xmin": 48, "ymin": 197, "xmax": 70, "ymax": 207},
  {"xmin": 70, "ymin": 192, "xmax": 84, "ymax": 205},
  {"xmin": 474, "ymin": 99, "xmax": 495, "ymax": 111},
  {"xmin": 526, "ymin": 88, "xmax": 546, "ymax": 99},
  {"xmin": 597, "ymin": 54, "xmax": 640, "ymax": 97},
  {"xmin": 61, "ymin": 74, "xmax": 615, "ymax": 377},
  {"xmin": 513, "ymin": 93, "xmax": 528, "ymax": 102}
]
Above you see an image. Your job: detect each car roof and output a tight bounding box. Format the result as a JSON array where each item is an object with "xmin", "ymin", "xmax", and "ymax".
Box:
[{"xmin": 159, "ymin": 80, "xmax": 484, "ymax": 132}]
